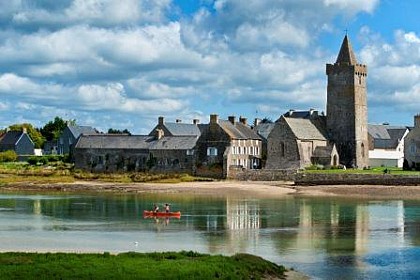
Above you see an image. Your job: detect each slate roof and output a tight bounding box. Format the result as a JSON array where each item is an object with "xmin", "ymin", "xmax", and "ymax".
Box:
[
  {"xmin": 368, "ymin": 124, "xmax": 408, "ymax": 149},
  {"xmin": 254, "ymin": 123, "xmax": 275, "ymax": 140},
  {"xmin": 164, "ymin": 123, "xmax": 201, "ymax": 137},
  {"xmin": 75, "ymin": 135, "xmax": 197, "ymax": 150},
  {"xmin": 336, "ymin": 35, "xmax": 357, "ymax": 65},
  {"xmin": 68, "ymin": 126, "xmax": 98, "ymax": 138},
  {"xmin": 219, "ymin": 120, "xmax": 262, "ymax": 140},
  {"xmin": 284, "ymin": 117, "xmax": 327, "ymax": 140},
  {"xmin": 0, "ymin": 131, "xmax": 24, "ymax": 146}
]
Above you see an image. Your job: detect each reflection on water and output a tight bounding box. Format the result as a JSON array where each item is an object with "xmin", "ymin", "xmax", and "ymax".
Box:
[{"xmin": 0, "ymin": 193, "xmax": 420, "ymax": 279}]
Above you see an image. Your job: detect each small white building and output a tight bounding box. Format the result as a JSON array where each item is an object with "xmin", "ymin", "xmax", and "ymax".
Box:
[{"xmin": 368, "ymin": 124, "xmax": 410, "ymax": 168}]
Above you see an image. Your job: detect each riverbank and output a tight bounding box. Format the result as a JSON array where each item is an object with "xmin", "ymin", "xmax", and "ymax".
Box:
[
  {"xmin": 2, "ymin": 180, "xmax": 420, "ymax": 199},
  {"xmin": 0, "ymin": 251, "xmax": 288, "ymax": 280}
]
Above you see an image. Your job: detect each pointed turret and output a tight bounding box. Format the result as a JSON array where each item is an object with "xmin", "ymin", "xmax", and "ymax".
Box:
[{"xmin": 336, "ymin": 35, "xmax": 357, "ymax": 65}]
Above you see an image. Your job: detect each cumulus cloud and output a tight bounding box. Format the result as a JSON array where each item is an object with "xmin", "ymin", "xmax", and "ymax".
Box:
[
  {"xmin": 0, "ymin": 0, "xmax": 417, "ymax": 132},
  {"xmin": 359, "ymin": 28, "xmax": 420, "ymax": 116},
  {"xmin": 10, "ymin": 0, "xmax": 172, "ymax": 28}
]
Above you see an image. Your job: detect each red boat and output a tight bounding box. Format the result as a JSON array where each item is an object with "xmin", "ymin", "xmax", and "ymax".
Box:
[{"xmin": 143, "ymin": 210, "xmax": 181, "ymax": 218}]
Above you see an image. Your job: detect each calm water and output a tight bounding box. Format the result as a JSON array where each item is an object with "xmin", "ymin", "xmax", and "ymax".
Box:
[{"xmin": 1, "ymin": 191, "xmax": 420, "ymax": 279}]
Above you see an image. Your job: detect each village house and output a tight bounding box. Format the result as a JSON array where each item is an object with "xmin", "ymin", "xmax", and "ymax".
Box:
[
  {"xmin": 404, "ymin": 114, "xmax": 420, "ymax": 170},
  {"xmin": 0, "ymin": 128, "xmax": 34, "ymax": 159},
  {"xmin": 266, "ymin": 110, "xmax": 339, "ymax": 169},
  {"xmin": 368, "ymin": 124, "xmax": 410, "ymax": 168},
  {"xmin": 196, "ymin": 114, "xmax": 262, "ymax": 178},
  {"xmin": 73, "ymin": 131, "xmax": 197, "ymax": 173},
  {"xmin": 58, "ymin": 125, "xmax": 98, "ymax": 155},
  {"xmin": 149, "ymin": 116, "xmax": 201, "ymax": 137},
  {"xmin": 253, "ymin": 119, "xmax": 275, "ymax": 167}
]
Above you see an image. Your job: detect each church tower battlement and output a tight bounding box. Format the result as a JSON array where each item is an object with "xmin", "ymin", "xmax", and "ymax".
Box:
[{"xmin": 326, "ymin": 35, "xmax": 369, "ymax": 168}]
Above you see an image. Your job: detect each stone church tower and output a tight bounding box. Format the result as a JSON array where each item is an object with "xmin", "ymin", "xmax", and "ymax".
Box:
[{"xmin": 326, "ymin": 35, "xmax": 369, "ymax": 168}]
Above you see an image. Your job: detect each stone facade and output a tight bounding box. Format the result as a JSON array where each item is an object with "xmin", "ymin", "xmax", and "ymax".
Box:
[
  {"xmin": 326, "ymin": 35, "xmax": 369, "ymax": 168},
  {"xmin": 404, "ymin": 115, "xmax": 420, "ymax": 170},
  {"xmin": 73, "ymin": 134, "xmax": 197, "ymax": 173},
  {"xmin": 196, "ymin": 114, "xmax": 262, "ymax": 178},
  {"xmin": 266, "ymin": 114, "xmax": 339, "ymax": 169}
]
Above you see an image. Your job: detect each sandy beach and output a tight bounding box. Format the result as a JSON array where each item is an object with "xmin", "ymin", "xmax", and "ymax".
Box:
[{"xmin": 2, "ymin": 180, "xmax": 420, "ymax": 199}]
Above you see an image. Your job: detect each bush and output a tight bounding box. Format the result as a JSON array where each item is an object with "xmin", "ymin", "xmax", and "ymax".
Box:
[{"xmin": 0, "ymin": 150, "xmax": 18, "ymax": 162}]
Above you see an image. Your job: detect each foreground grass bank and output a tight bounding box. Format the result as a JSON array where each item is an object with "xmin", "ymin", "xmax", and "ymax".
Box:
[{"xmin": 0, "ymin": 251, "xmax": 285, "ymax": 279}]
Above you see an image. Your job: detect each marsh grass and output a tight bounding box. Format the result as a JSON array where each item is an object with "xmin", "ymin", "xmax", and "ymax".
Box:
[
  {"xmin": 0, "ymin": 251, "xmax": 285, "ymax": 280},
  {"xmin": 0, "ymin": 163, "xmax": 213, "ymax": 186}
]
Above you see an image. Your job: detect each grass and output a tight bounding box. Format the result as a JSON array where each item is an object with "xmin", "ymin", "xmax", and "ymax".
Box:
[
  {"xmin": 0, "ymin": 162, "xmax": 214, "ymax": 186},
  {"xmin": 0, "ymin": 251, "xmax": 286, "ymax": 280},
  {"xmin": 304, "ymin": 166, "xmax": 420, "ymax": 176}
]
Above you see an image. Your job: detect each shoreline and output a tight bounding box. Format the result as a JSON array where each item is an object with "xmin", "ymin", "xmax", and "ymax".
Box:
[{"xmin": 1, "ymin": 180, "xmax": 420, "ymax": 199}]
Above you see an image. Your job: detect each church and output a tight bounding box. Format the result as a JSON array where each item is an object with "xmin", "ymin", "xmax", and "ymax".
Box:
[{"xmin": 265, "ymin": 35, "xmax": 369, "ymax": 169}]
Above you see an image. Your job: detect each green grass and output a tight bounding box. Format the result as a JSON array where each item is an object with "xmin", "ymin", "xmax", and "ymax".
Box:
[
  {"xmin": 304, "ymin": 166, "xmax": 420, "ymax": 175},
  {"xmin": 0, "ymin": 162, "xmax": 213, "ymax": 186},
  {"xmin": 0, "ymin": 251, "xmax": 285, "ymax": 280}
]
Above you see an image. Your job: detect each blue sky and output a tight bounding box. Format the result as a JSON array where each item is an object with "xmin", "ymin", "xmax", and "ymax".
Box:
[{"xmin": 0, "ymin": 0, "xmax": 418, "ymax": 133}]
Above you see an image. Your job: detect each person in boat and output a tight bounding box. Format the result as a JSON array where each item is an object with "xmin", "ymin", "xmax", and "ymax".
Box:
[
  {"xmin": 164, "ymin": 203, "xmax": 170, "ymax": 213},
  {"xmin": 153, "ymin": 204, "xmax": 159, "ymax": 213}
]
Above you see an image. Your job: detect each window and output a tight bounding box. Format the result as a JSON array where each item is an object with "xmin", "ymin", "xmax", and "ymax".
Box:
[
  {"xmin": 280, "ymin": 142, "xmax": 285, "ymax": 157},
  {"xmin": 186, "ymin": 149, "xmax": 194, "ymax": 156},
  {"xmin": 361, "ymin": 143, "xmax": 365, "ymax": 158},
  {"xmin": 411, "ymin": 144, "xmax": 416, "ymax": 155},
  {"xmin": 250, "ymin": 147, "xmax": 254, "ymax": 155},
  {"xmin": 207, "ymin": 147, "xmax": 218, "ymax": 156}
]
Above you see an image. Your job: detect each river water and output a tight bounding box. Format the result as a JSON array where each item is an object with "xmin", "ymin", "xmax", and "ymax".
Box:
[{"xmin": 0, "ymin": 191, "xmax": 419, "ymax": 279}]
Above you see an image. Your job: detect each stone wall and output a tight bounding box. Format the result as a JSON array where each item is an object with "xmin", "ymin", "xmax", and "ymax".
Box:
[
  {"xmin": 229, "ymin": 169, "xmax": 420, "ymax": 185},
  {"xmin": 228, "ymin": 168, "xmax": 297, "ymax": 181},
  {"xmin": 294, "ymin": 173, "xmax": 420, "ymax": 186}
]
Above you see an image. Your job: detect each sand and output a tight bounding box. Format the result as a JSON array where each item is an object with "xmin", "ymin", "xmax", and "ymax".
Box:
[{"xmin": 2, "ymin": 180, "xmax": 420, "ymax": 199}]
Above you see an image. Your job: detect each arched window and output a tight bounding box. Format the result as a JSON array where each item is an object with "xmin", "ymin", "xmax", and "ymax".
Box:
[{"xmin": 361, "ymin": 143, "xmax": 365, "ymax": 158}]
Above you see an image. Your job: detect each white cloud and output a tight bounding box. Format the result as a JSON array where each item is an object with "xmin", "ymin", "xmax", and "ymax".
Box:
[{"xmin": 11, "ymin": 0, "xmax": 171, "ymax": 27}]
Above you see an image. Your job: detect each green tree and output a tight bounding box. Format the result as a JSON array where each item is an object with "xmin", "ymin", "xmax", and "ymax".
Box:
[
  {"xmin": 107, "ymin": 128, "xmax": 131, "ymax": 135},
  {"xmin": 40, "ymin": 116, "xmax": 68, "ymax": 141},
  {"xmin": 8, "ymin": 123, "xmax": 44, "ymax": 149}
]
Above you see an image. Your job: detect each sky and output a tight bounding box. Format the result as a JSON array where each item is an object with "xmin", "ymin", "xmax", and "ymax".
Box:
[{"xmin": 0, "ymin": 0, "xmax": 419, "ymax": 134}]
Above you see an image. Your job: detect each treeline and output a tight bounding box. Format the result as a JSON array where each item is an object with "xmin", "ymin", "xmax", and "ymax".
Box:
[{"xmin": 1, "ymin": 116, "xmax": 131, "ymax": 149}]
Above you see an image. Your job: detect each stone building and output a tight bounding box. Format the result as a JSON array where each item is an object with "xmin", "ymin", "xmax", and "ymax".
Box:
[
  {"xmin": 0, "ymin": 128, "xmax": 34, "ymax": 159},
  {"xmin": 266, "ymin": 35, "xmax": 368, "ymax": 169},
  {"xmin": 404, "ymin": 115, "xmax": 420, "ymax": 170},
  {"xmin": 73, "ymin": 133, "xmax": 197, "ymax": 173},
  {"xmin": 149, "ymin": 116, "xmax": 201, "ymax": 137},
  {"xmin": 58, "ymin": 125, "xmax": 98, "ymax": 155},
  {"xmin": 326, "ymin": 35, "xmax": 369, "ymax": 168},
  {"xmin": 266, "ymin": 110, "xmax": 339, "ymax": 169},
  {"xmin": 368, "ymin": 124, "xmax": 409, "ymax": 167},
  {"xmin": 196, "ymin": 114, "xmax": 262, "ymax": 178}
]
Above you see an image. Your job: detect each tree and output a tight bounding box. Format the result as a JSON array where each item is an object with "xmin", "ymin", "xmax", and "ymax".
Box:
[
  {"xmin": 107, "ymin": 128, "xmax": 132, "ymax": 135},
  {"xmin": 8, "ymin": 123, "xmax": 44, "ymax": 148},
  {"xmin": 40, "ymin": 116, "xmax": 68, "ymax": 141}
]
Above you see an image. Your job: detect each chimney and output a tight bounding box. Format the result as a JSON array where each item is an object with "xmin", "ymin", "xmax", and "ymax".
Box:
[
  {"xmin": 309, "ymin": 109, "xmax": 318, "ymax": 118},
  {"xmin": 288, "ymin": 109, "xmax": 295, "ymax": 116},
  {"xmin": 415, "ymin": 114, "xmax": 420, "ymax": 128},
  {"xmin": 158, "ymin": 116, "xmax": 164, "ymax": 126},
  {"xmin": 22, "ymin": 127, "xmax": 27, "ymax": 134},
  {"xmin": 254, "ymin": 118, "xmax": 261, "ymax": 127},
  {"xmin": 239, "ymin": 116, "xmax": 248, "ymax": 125},
  {"xmin": 193, "ymin": 119, "xmax": 200, "ymax": 125},
  {"xmin": 176, "ymin": 119, "xmax": 182, "ymax": 123},
  {"xmin": 228, "ymin": 116, "xmax": 236, "ymax": 125},
  {"xmin": 155, "ymin": 128, "xmax": 164, "ymax": 140},
  {"xmin": 210, "ymin": 114, "xmax": 219, "ymax": 124}
]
